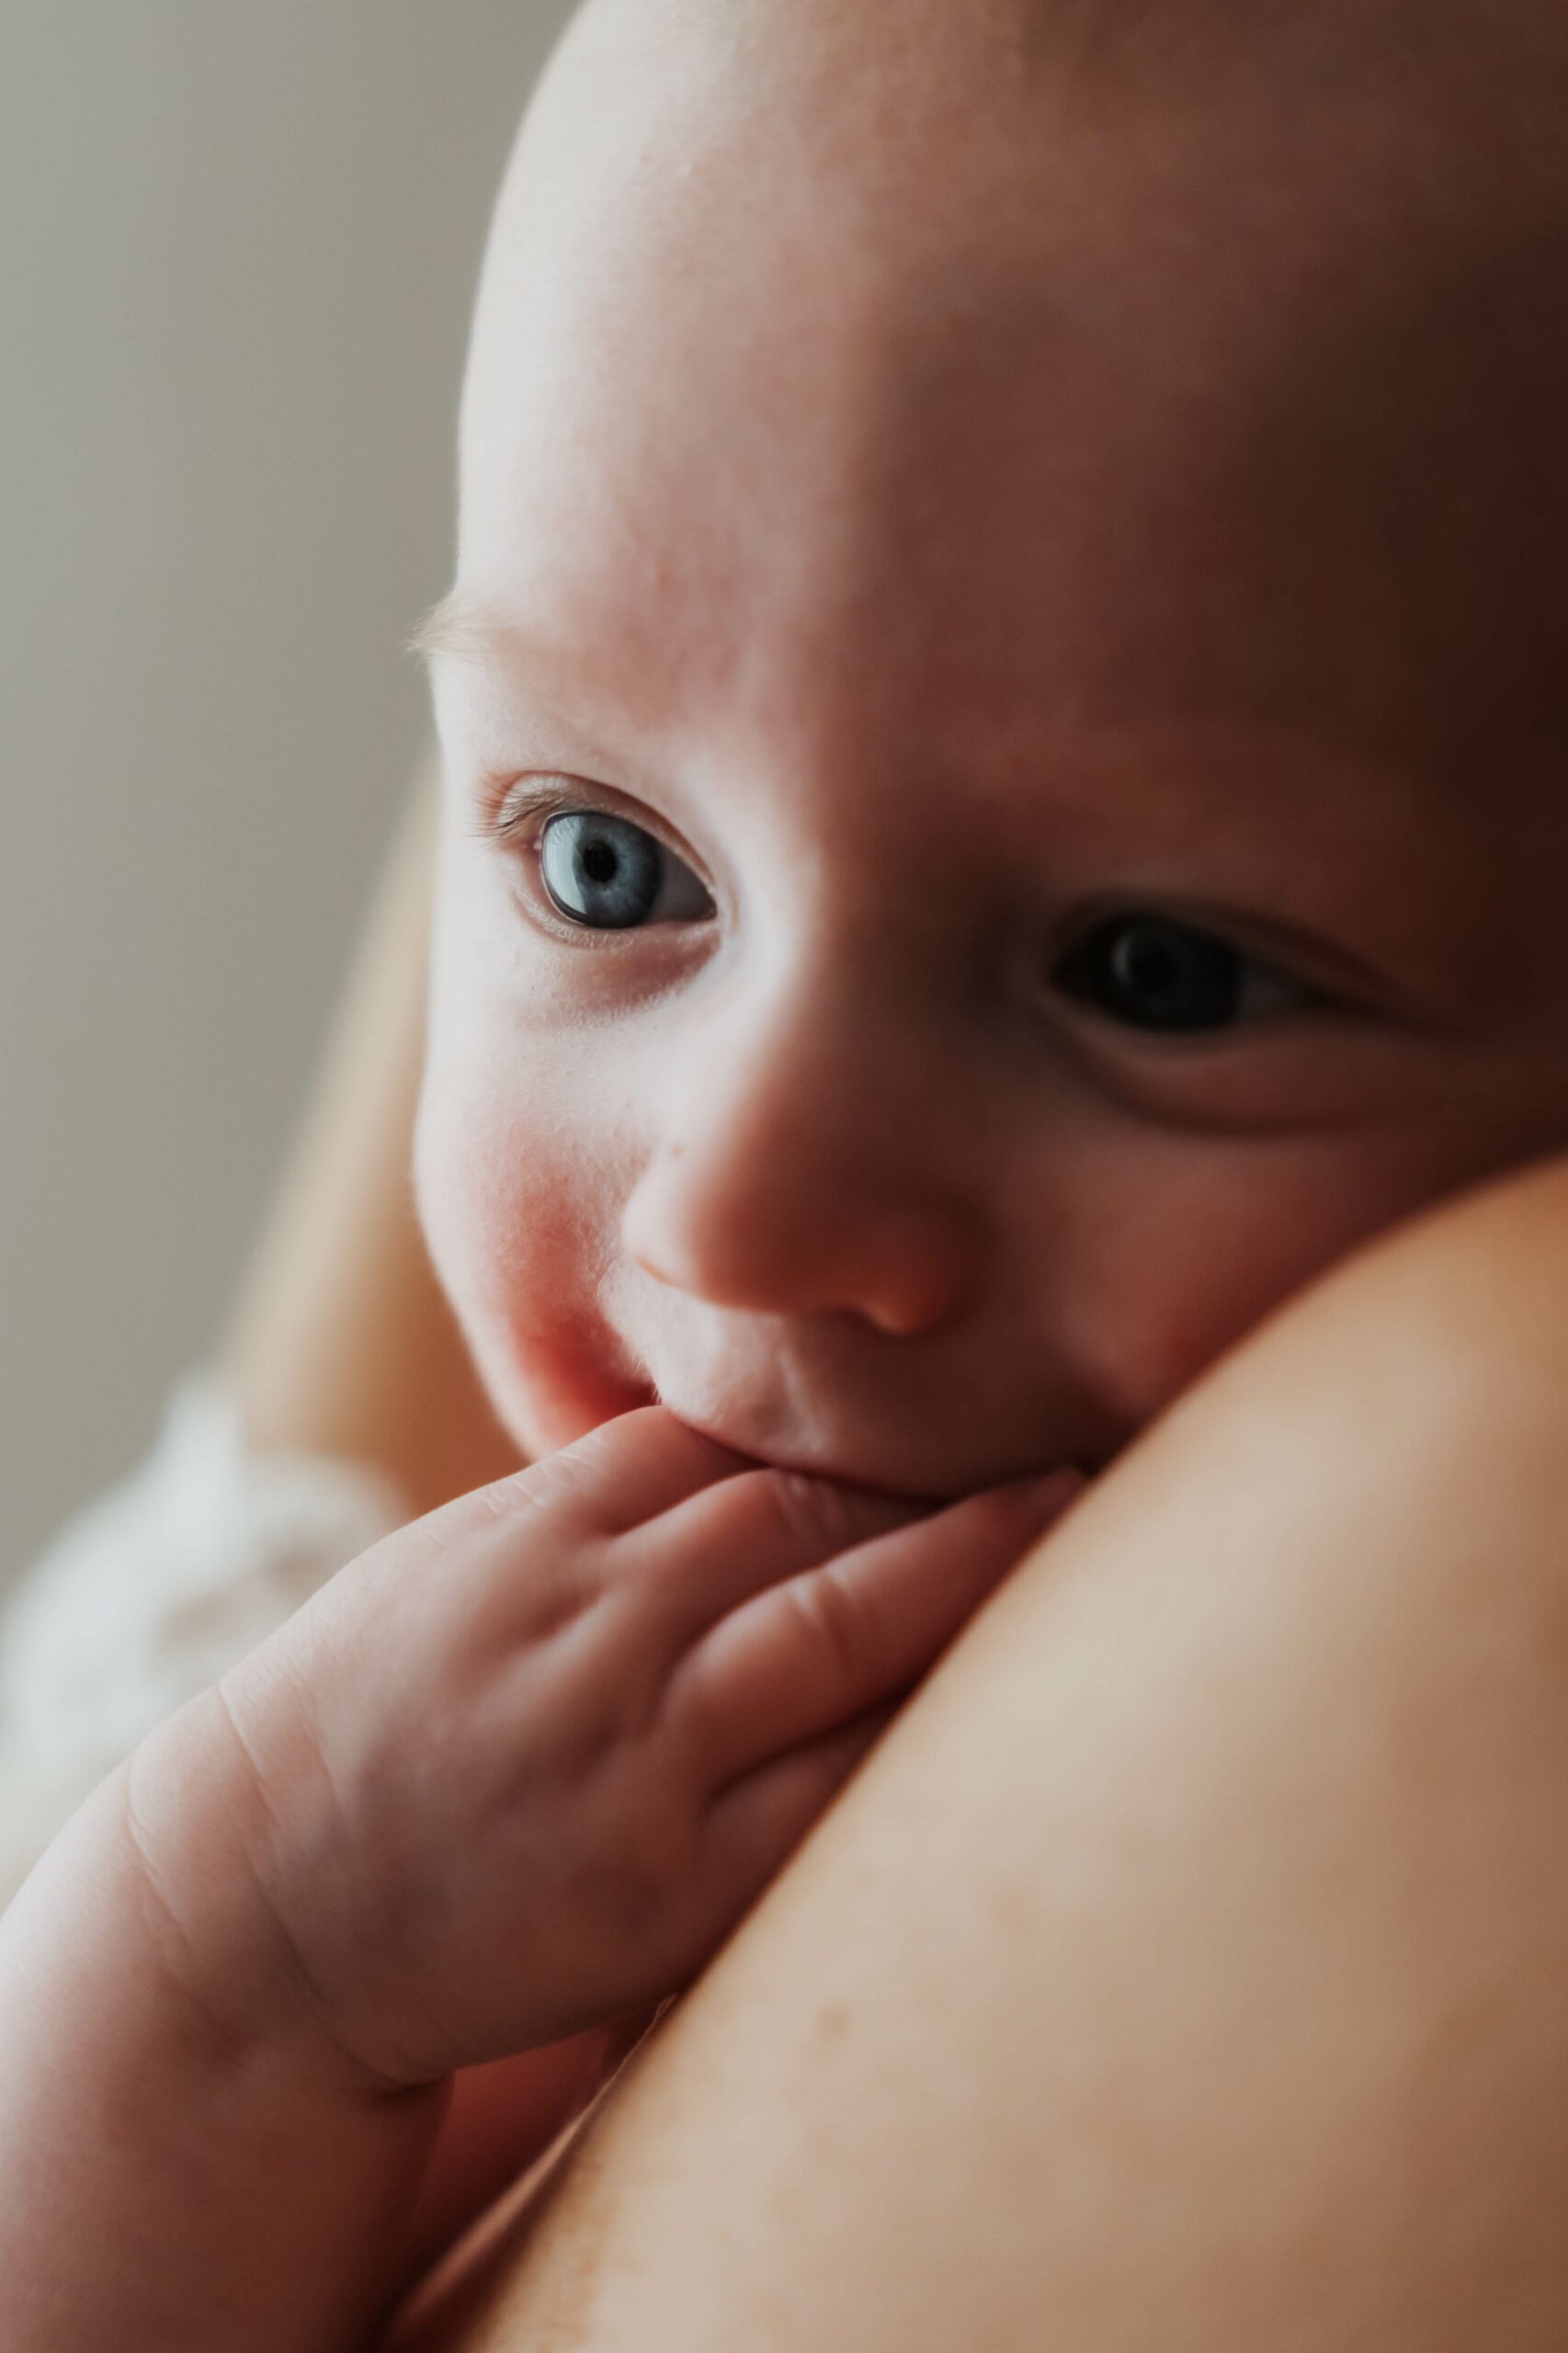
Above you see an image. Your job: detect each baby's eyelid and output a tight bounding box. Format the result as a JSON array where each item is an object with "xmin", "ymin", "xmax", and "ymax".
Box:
[{"xmin": 479, "ymin": 772, "xmax": 599, "ymax": 843}]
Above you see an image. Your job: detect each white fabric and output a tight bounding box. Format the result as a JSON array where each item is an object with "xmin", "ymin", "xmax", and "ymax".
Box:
[{"xmin": 0, "ymin": 1376, "xmax": 408, "ymax": 1907}]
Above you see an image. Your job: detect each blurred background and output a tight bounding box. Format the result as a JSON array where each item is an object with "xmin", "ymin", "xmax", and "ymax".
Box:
[{"xmin": 1, "ymin": 2, "xmax": 573, "ymax": 1581}]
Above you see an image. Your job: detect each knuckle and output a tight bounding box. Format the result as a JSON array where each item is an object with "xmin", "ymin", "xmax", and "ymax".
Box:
[
  {"xmin": 786, "ymin": 1561, "xmax": 872, "ymax": 1689},
  {"xmin": 510, "ymin": 1447, "xmax": 600, "ymax": 1513},
  {"xmin": 483, "ymin": 1434, "xmax": 627, "ymax": 1537},
  {"xmin": 759, "ymin": 1466, "xmax": 865, "ymax": 1557}
]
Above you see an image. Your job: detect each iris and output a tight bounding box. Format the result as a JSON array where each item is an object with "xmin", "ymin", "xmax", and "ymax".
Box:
[{"xmin": 539, "ymin": 812, "xmax": 710, "ymax": 929}]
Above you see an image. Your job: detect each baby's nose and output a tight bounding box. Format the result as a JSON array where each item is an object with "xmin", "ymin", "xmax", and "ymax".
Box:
[{"xmin": 618, "ymin": 981, "xmax": 984, "ymax": 1336}]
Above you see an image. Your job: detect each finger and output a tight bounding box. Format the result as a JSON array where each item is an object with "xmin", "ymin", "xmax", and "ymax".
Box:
[
  {"xmin": 618, "ymin": 1461, "xmax": 931, "ymax": 1646},
  {"xmin": 697, "ymin": 1699, "xmax": 905, "ymax": 1918},
  {"xmin": 672, "ymin": 1471, "xmax": 1082, "ymax": 1783},
  {"xmin": 479, "ymin": 1405, "xmax": 762, "ymax": 1540}
]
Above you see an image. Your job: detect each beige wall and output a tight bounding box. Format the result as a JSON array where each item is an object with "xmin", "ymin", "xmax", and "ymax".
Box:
[{"xmin": 0, "ymin": 3, "xmax": 574, "ymax": 1575}]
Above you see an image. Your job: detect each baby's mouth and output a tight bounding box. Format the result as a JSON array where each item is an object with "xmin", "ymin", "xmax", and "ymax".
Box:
[{"xmin": 665, "ymin": 1408, "xmax": 1081, "ymax": 1508}]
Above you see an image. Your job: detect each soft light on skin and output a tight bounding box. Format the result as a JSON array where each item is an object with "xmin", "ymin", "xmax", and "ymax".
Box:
[{"xmin": 415, "ymin": 0, "xmax": 1568, "ymax": 1501}]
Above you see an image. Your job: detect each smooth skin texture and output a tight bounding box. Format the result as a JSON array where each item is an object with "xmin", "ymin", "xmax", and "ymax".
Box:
[
  {"xmin": 0, "ymin": 1406, "xmax": 1073, "ymax": 2350},
  {"xmin": 398, "ymin": 1151, "xmax": 1568, "ymax": 2352},
  {"xmin": 416, "ymin": 0, "xmax": 1568, "ymax": 1502},
  {"xmin": 393, "ymin": 0, "xmax": 1568, "ymax": 2336},
  {"xmin": 15, "ymin": 0, "xmax": 1568, "ymax": 2340}
]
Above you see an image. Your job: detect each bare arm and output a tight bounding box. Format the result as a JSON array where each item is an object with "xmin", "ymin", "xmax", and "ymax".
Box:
[
  {"xmin": 395, "ymin": 1152, "xmax": 1568, "ymax": 2352},
  {"xmin": 222, "ymin": 764, "xmax": 517, "ymax": 1520}
]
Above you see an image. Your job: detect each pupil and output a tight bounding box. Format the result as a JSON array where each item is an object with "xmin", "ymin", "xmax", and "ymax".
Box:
[
  {"xmin": 582, "ymin": 838, "xmax": 619, "ymax": 885},
  {"xmin": 1110, "ymin": 921, "xmax": 1238, "ymax": 1028},
  {"xmin": 1118, "ymin": 935, "xmax": 1183, "ymax": 1002},
  {"xmin": 1056, "ymin": 915, "xmax": 1244, "ymax": 1032}
]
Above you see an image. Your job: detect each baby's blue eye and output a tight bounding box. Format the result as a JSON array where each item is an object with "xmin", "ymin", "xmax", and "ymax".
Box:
[
  {"xmin": 538, "ymin": 811, "xmax": 713, "ymax": 929},
  {"xmin": 1053, "ymin": 915, "xmax": 1307, "ymax": 1034}
]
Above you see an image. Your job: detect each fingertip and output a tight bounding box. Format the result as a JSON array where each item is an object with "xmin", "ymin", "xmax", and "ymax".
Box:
[{"xmin": 528, "ymin": 1405, "xmax": 765, "ymax": 1535}]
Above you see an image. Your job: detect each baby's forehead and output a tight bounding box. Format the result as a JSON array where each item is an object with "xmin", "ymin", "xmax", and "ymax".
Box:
[
  {"xmin": 453, "ymin": 0, "xmax": 1568, "ymax": 851},
  {"xmin": 531, "ymin": 0, "xmax": 1568, "ymax": 236}
]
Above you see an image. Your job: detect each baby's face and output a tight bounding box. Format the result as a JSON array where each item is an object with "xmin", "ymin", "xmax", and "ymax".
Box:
[{"xmin": 416, "ymin": 0, "xmax": 1568, "ymax": 1498}]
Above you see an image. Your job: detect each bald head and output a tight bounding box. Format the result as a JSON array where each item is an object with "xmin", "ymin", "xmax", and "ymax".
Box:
[
  {"xmin": 481, "ymin": 0, "xmax": 1568, "ymax": 328},
  {"xmin": 448, "ymin": 0, "xmax": 1568, "ymax": 782},
  {"xmin": 517, "ymin": 0, "xmax": 1568, "ymax": 196}
]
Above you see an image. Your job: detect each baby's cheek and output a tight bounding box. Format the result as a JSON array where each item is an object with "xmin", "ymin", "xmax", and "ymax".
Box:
[
  {"xmin": 415, "ymin": 1073, "xmax": 517, "ymax": 1301},
  {"xmin": 414, "ymin": 1064, "xmax": 651, "ymax": 1457},
  {"xmin": 1061, "ymin": 1151, "xmax": 1443, "ymax": 1439}
]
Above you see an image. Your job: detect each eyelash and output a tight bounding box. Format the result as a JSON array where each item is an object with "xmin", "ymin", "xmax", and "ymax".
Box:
[{"xmin": 474, "ymin": 774, "xmax": 580, "ymax": 846}]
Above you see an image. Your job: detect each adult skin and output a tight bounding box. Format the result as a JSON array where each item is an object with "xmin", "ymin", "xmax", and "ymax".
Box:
[
  {"xmin": 223, "ymin": 770, "xmax": 518, "ymax": 1524},
  {"xmin": 394, "ymin": 1150, "xmax": 1568, "ymax": 2349}
]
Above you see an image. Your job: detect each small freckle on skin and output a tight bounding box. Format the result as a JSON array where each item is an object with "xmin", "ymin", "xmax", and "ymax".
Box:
[{"xmin": 818, "ymin": 1999, "xmax": 851, "ymax": 2039}]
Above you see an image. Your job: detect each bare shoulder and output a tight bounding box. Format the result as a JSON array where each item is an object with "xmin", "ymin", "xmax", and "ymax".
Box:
[{"xmin": 1244, "ymin": 1145, "xmax": 1568, "ymax": 1387}]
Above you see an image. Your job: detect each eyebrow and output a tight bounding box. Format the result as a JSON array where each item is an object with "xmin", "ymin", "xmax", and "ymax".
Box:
[
  {"xmin": 406, "ymin": 590, "xmax": 502, "ymax": 671},
  {"xmin": 407, "ymin": 596, "xmax": 608, "ymax": 724},
  {"xmin": 410, "ymin": 593, "xmax": 655, "ymax": 784}
]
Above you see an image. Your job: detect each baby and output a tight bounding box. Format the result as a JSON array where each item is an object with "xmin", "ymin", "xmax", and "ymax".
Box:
[{"xmin": 7, "ymin": 0, "xmax": 1568, "ymax": 2344}]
